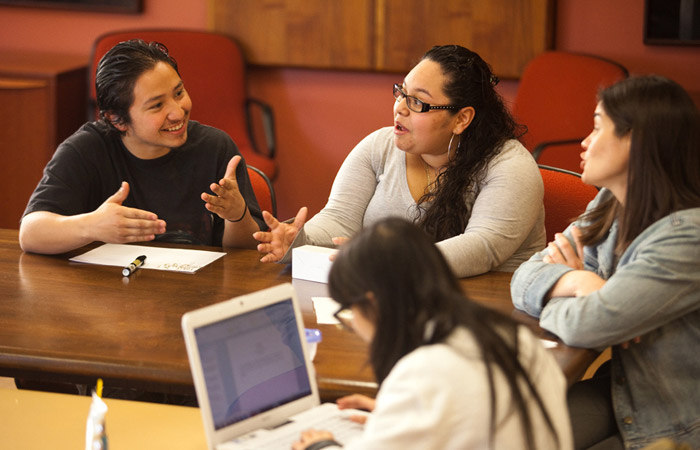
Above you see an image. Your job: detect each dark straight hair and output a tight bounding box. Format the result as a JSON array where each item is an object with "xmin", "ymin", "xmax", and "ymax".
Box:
[
  {"xmin": 579, "ymin": 75, "xmax": 700, "ymax": 250},
  {"xmin": 95, "ymin": 39, "xmax": 179, "ymax": 134},
  {"xmin": 415, "ymin": 45, "xmax": 524, "ymax": 241},
  {"xmin": 328, "ymin": 217, "xmax": 558, "ymax": 450}
]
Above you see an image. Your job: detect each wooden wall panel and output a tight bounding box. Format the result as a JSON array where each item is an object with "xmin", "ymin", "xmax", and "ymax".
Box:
[
  {"xmin": 210, "ymin": 0, "xmax": 553, "ymax": 77},
  {"xmin": 376, "ymin": 0, "xmax": 553, "ymax": 77},
  {"xmin": 210, "ymin": 0, "xmax": 375, "ymax": 70}
]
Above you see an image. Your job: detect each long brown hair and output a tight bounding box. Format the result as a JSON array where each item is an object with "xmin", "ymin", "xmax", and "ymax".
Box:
[{"xmin": 579, "ymin": 75, "xmax": 700, "ymax": 251}]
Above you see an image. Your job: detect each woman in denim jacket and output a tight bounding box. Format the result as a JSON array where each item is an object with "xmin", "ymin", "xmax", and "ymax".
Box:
[{"xmin": 511, "ymin": 75, "xmax": 700, "ymax": 450}]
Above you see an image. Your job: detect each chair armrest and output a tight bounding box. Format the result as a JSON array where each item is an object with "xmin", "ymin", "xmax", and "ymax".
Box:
[
  {"xmin": 245, "ymin": 98, "xmax": 276, "ymax": 159},
  {"xmin": 532, "ymin": 138, "xmax": 585, "ymax": 161}
]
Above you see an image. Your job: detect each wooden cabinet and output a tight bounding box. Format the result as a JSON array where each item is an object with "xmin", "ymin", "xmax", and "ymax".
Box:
[
  {"xmin": 0, "ymin": 52, "xmax": 87, "ymax": 229},
  {"xmin": 210, "ymin": 0, "xmax": 553, "ymax": 78},
  {"xmin": 211, "ymin": 0, "xmax": 375, "ymax": 70},
  {"xmin": 376, "ymin": 0, "xmax": 553, "ymax": 76}
]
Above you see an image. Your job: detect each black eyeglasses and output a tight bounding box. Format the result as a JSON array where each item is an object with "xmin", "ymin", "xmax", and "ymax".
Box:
[
  {"xmin": 333, "ymin": 306, "xmax": 354, "ymax": 332},
  {"xmin": 393, "ymin": 84, "xmax": 459, "ymax": 113}
]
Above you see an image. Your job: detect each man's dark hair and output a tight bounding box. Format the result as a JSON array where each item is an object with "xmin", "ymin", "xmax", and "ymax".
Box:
[{"xmin": 95, "ymin": 39, "xmax": 179, "ymax": 134}]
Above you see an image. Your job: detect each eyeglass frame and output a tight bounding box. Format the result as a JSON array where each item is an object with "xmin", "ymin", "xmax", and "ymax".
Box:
[
  {"xmin": 393, "ymin": 84, "xmax": 460, "ymax": 113},
  {"xmin": 333, "ymin": 305, "xmax": 355, "ymax": 332}
]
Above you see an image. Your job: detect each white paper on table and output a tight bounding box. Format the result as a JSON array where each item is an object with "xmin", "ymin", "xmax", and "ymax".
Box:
[
  {"xmin": 312, "ymin": 296, "xmax": 342, "ymax": 324},
  {"xmin": 69, "ymin": 243, "xmax": 226, "ymax": 274}
]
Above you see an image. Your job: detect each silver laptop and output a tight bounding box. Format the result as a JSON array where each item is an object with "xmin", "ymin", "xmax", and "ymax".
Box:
[{"xmin": 181, "ymin": 283, "xmax": 365, "ymax": 450}]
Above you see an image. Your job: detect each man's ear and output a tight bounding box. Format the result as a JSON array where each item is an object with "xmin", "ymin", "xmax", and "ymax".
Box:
[
  {"xmin": 453, "ymin": 106, "xmax": 475, "ymax": 135},
  {"xmin": 105, "ymin": 113, "xmax": 127, "ymax": 132}
]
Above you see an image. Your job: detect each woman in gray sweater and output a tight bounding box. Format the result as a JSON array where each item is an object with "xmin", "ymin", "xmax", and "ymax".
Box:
[{"xmin": 254, "ymin": 45, "xmax": 545, "ymax": 277}]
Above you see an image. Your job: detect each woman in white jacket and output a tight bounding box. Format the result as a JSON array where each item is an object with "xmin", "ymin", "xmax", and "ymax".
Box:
[{"xmin": 293, "ymin": 218, "xmax": 572, "ymax": 450}]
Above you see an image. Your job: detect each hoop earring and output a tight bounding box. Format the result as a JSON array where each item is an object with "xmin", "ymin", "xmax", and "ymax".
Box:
[
  {"xmin": 447, "ymin": 133, "xmax": 461, "ymax": 160},
  {"xmin": 447, "ymin": 134, "xmax": 455, "ymax": 160}
]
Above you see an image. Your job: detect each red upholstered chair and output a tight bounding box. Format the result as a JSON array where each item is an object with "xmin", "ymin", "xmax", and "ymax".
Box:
[
  {"xmin": 88, "ymin": 29, "xmax": 277, "ymax": 179},
  {"xmin": 247, "ymin": 165, "xmax": 277, "ymax": 219},
  {"xmin": 514, "ymin": 52, "xmax": 627, "ymax": 173},
  {"xmin": 539, "ymin": 164, "xmax": 599, "ymax": 243}
]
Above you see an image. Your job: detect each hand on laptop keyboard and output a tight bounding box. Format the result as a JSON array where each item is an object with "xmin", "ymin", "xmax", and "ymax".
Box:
[{"xmin": 337, "ymin": 394, "xmax": 375, "ymax": 425}]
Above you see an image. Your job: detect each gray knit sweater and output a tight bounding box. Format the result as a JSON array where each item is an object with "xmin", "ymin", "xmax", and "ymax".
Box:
[{"xmin": 285, "ymin": 127, "xmax": 545, "ymax": 277}]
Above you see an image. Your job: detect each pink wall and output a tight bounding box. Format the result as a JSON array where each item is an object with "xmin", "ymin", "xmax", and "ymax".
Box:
[
  {"xmin": 2, "ymin": 0, "xmax": 698, "ymax": 219},
  {"xmin": 556, "ymin": 0, "xmax": 700, "ymax": 96},
  {"xmin": 0, "ymin": 0, "xmax": 207, "ymax": 55}
]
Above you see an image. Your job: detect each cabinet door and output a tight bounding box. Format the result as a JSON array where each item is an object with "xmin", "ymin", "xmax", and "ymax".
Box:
[
  {"xmin": 0, "ymin": 79, "xmax": 51, "ymax": 229},
  {"xmin": 376, "ymin": 0, "xmax": 553, "ymax": 78},
  {"xmin": 211, "ymin": 0, "xmax": 375, "ymax": 70}
]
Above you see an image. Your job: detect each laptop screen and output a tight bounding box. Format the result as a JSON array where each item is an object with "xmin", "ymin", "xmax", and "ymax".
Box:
[{"xmin": 193, "ymin": 298, "xmax": 312, "ymax": 430}]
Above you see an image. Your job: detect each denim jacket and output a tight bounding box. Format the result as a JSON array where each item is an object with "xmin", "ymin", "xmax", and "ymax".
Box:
[{"xmin": 511, "ymin": 189, "xmax": 700, "ymax": 449}]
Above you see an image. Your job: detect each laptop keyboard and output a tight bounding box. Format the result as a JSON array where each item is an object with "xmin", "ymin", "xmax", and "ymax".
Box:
[{"xmin": 219, "ymin": 408, "xmax": 365, "ymax": 450}]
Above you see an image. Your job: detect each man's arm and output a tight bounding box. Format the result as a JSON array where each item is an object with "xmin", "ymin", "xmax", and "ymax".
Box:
[
  {"xmin": 19, "ymin": 182, "xmax": 166, "ymax": 254},
  {"xmin": 221, "ymin": 207, "xmax": 261, "ymax": 248}
]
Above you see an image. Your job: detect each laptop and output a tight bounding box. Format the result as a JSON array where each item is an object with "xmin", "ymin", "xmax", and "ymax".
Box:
[{"xmin": 181, "ymin": 283, "xmax": 365, "ymax": 450}]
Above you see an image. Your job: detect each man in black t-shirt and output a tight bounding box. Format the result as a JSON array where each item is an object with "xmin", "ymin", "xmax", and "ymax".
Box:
[{"xmin": 20, "ymin": 39, "xmax": 264, "ymax": 254}]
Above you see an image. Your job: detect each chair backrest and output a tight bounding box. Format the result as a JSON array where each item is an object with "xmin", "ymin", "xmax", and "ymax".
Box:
[
  {"xmin": 514, "ymin": 51, "xmax": 628, "ymax": 172},
  {"xmin": 247, "ymin": 165, "xmax": 277, "ymax": 218},
  {"xmin": 88, "ymin": 29, "xmax": 276, "ymax": 177},
  {"xmin": 539, "ymin": 164, "xmax": 599, "ymax": 243}
]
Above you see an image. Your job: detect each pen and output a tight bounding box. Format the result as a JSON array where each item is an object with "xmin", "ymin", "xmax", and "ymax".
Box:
[{"xmin": 122, "ymin": 255, "xmax": 146, "ymax": 277}]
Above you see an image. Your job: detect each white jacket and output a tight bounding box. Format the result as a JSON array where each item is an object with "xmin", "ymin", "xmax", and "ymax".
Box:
[{"xmin": 337, "ymin": 326, "xmax": 572, "ymax": 450}]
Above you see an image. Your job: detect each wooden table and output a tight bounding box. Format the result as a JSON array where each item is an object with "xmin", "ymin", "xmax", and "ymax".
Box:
[
  {"xmin": 0, "ymin": 229, "xmax": 596, "ymax": 401},
  {"xmin": 0, "ymin": 387, "xmax": 206, "ymax": 449}
]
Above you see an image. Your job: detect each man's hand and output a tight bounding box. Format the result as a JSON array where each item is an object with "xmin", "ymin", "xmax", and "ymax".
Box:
[
  {"xmin": 201, "ymin": 155, "xmax": 247, "ymax": 222},
  {"xmin": 89, "ymin": 181, "xmax": 166, "ymax": 243}
]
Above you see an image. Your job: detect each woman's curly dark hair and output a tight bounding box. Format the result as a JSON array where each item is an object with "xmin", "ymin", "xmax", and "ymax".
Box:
[{"xmin": 416, "ymin": 45, "xmax": 524, "ymax": 241}]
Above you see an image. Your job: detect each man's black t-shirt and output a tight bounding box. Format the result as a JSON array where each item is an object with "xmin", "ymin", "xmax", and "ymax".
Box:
[{"xmin": 23, "ymin": 120, "xmax": 264, "ymax": 246}]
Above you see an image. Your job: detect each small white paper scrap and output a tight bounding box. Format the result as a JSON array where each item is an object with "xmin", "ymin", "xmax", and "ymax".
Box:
[
  {"xmin": 539, "ymin": 339, "xmax": 558, "ymax": 349},
  {"xmin": 312, "ymin": 296, "xmax": 342, "ymax": 324},
  {"xmin": 70, "ymin": 243, "xmax": 226, "ymax": 274},
  {"xmin": 292, "ymin": 245, "xmax": 338, "ymax": 283}
]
